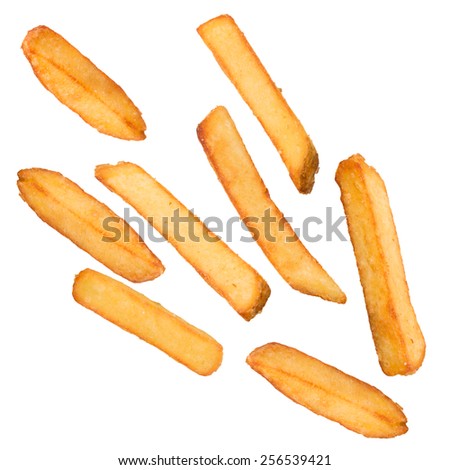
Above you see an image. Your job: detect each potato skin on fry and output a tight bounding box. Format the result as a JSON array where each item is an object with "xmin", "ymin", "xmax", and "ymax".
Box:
[
  {"xmin": 197, "ymin": 106, "xmax": 345, "ymax": 304},
  {"xmin": 335, "ymin": 155, "xmax": 425, "ymax": 375},
  {"xmin": 22, "ymin": 26, "xmax": 146, "ymax": 140},
  {"xmin": 197, "ymin": 15, "xmax": 318, "ymax": 193},
  {"xmin": 73, "ymin": 269, "xmax": 223, "ymax": 376},
  {"xmin": 18, "ymin": 168, "xmax": 163, "ymax": 282},
  {"xmin": 247, "ymin": 343, "xmax": 408, "ymax": 438},
  {"xmin": 95, "ymin": 162, "xmax": 270, "ymax": 320}
]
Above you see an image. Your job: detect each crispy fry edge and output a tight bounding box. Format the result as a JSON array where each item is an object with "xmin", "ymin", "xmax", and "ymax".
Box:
[
  {"xmin": 335, "ymin": 154, "xmax": 425, "ymax": 375},
  {"xmin": 72, "ymin": 268, "xmax": 223, "ymax": 376},
  {"xmin": 22, "ymin": 25, "xmax": 146, "ymax": 141},
  {"xmin": 246, "ymin": 342, "xmax": 408, "ymax": 438},
  {"xmin": 17, "ymin": 168, "xmax": 164, "ymax": 283},
  {"xmin": 95, "ymin": 161, "xmax": 271, "ymax": 320},
  {"xmin": 197, "ymin": 106, "xmax": 346, "ymax": 304}
]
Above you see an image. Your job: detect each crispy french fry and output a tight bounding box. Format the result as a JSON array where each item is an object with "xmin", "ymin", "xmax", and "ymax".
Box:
[
  {"xmin": 95, "ymin": 162, "xmax": 270, "ymax": 320},
  {"xmin": 18, "ymin": 168, "xmax": 163, "ymax": 282},
  {"xmin": 197, "ymin": 15, "xmax": 318, "ymax": 193},
  {"xmin": 73, "ymin": 269, "xmax": 223, "ymax": 376},
  {"xmin": 197, "ymin": 106, "xmax": 345, "ymax": 304},
  {"xmin": 247, "ymin": 343, "xmax": 408, "ymax": 438},
  {"xmin": 335, "ymin": 155, "xmax": 425, "ymax": 375},
  {"xmin": 22, "ymin": 26, "xmax": 146, "ymax": 140}
]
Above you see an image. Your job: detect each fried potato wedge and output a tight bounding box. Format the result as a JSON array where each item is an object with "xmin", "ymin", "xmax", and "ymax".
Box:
[
  {"xmin": 18, "ymin": 168, "xmax": 163, "ymax": 282},
  {"xmin": 247, "ymin": 343, "xmax": 407, "ymax": 438},
  {"xmin": 335, "ymin": 155, "xmax": 425, "ymax": 375},
  {"xmin": 73, "ymin": 269, "xmax": 223, "ymax": 375},
  {"xmin": 197, "ymin": 106, "xmax": 345, "ymax": 304},
  {"xmin": 197, "ymin": 15, "xmax": 318, "ymax": 193},
  {"xmin": 95, "ymin": 162, "xmax": 270, "ymax": 320},
  {"xmin": 22, "ymin": 26, "xmax": 146, "ymax": 140}
]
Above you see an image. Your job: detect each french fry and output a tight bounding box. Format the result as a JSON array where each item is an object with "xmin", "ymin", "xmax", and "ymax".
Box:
[
  {"xmin": 335, "ymin": 155, "xmax": 425, "ymax": 375},
  {"xmin": 22, "ymin": 26, "xmax": 146, "ymax": 140},
  {"xmin": 95, "ymin": 162, "xmax": 270, "ymax": 320},
  {"xmin": 73, "ymin": 269, "xmax": 223, "ymax": 376},
  {"xmin": 197, "ymin": 15, "xmax": 318, "ymax": 193},
  {"xmin": 247, "ymin": 342, "xmax": 408, "ymax": 438},
  {"xmin": 197, "ymin": 106, "xmax": 345, "ymax": 304},
  {"xmin": 18, "ymin": 168, "xmax": 163, "ymax": 282}
]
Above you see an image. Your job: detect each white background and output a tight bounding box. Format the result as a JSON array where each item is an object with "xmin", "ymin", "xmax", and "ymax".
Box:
[{"xmin": 1, "ymin": 1, "xmax": 449, "ymax": 469}]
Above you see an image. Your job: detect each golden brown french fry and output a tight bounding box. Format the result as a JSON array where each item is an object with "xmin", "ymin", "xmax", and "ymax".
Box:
[
  {"xmin": 22, "ymin": 26, "xmax": 146, "ymax": 140},
  {"xmin": 197, "ymin": 106, "xmax": 345, "ymax": 304},
  {"xmin": 335, "ymin": 155, "xmax": 425, "ymax": 375},
  {"xmin": 18, "ymin": 168, "xmax": 163, "ymax": 282},
  {"xmin": 73, "ymin": 269, "xmax": 223, "ymax": 376},
  {"xmin": 247, "ymin": 342, "xmax": 408, "ymax": 438},
  {"xmin": 197, "ymin": 15, "xmax": 318, "ymax": 193},
  {"xmin": 95, "ymin": 162, "xmax": 270, "ymax": 320}
]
